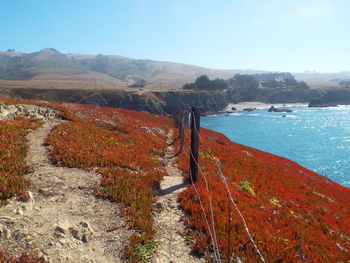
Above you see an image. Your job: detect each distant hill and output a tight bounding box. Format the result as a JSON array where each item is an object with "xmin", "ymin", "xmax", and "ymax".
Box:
[
  {"xmin": 0, "ymin": 48, "xmax": 349, "ymax": 90},
  {"xmin": 294, "ymin": 72, "xmax": 350, "ymax": 89},
  {"xmin": 0, "ymin": 48, "xmax": 263, "ymax": 90},
  {"xmin": 0, "ymin": 48, "xmax": 86, "ymax": 80}
]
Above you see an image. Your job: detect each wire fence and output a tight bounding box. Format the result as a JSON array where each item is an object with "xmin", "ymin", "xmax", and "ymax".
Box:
[{"xmin": 174, "ymin": 109, "xmax": 266, "ymax": 263}]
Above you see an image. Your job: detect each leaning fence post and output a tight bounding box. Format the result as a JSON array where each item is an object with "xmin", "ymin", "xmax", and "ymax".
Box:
[
  {"xmin": 178, "ymin": 113, "xmax": 183, "ymax": 137},
  {"xmin": 186, "ymin": 111, "xmax": 190, "ymax": 129},
  {"xmin": 173, "ymin": 112, "xmax": 179, "ymax": 128},
  {"xmin": 190, "ymin": 107, "xmax": 200, "ymax": 183},
  {"xmin": 179, "ymin": 114, "xmax": 185, "ymax": 152}
]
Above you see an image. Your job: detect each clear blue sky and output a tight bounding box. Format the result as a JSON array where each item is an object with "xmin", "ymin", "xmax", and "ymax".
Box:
[{"xmin": 1, "ymin": 0, "xmax": 349, "ymax": 72}]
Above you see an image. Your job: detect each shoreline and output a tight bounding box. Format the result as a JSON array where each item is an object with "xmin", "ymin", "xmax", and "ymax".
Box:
[{"xmin": 226, "ymin": 102, "xmax": 308, "ymax": 111}]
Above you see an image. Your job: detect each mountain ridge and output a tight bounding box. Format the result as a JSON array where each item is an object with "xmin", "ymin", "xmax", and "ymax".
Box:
[{"xmin": 2, "ymin": 48, "xmax": 347, "ymax": 91}]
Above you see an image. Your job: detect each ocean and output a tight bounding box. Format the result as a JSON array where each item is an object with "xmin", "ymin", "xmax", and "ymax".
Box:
[{"xmin": 201, "ymin": 105, "xmax": 350, "ymax": 187}]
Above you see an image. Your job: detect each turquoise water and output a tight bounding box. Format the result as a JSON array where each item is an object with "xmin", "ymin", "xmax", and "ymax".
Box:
[{"xmin": 202, "ymin": 106, "xmax": 350, "ymax": 187}]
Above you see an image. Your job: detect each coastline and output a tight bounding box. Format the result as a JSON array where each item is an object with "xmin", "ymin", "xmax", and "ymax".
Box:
[
  {"xmin": 226, "ymin": 101, "xmax": 308, "ymax": 111},
  {"xmin": 203, "ymin": 103, "xmax": 350, "ymax": 188}
]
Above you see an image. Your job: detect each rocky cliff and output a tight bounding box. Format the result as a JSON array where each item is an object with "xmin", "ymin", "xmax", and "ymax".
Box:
[
  {"xmin": 0, "ymin": 88, "xmax": 228, "ymax": 116},
  {"xmin": 262, "ymin": 88, "xmax": 320, "ymax": 103},
  {"xmin": 309, "ymin": 88, "xmax": 350, "ymax": 107}
]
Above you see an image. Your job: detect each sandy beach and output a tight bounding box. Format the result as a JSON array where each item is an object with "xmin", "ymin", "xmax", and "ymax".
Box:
[{"xmin": 226, "ymin": 102, "xmax": 308, "ymax": 111}]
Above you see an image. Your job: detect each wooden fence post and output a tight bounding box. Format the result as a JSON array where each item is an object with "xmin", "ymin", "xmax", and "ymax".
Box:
[
  {"xmin": 179, "ymin": 114, "xmax": 185, "ymax": 152},
  {"xmin": 173, "ymin": 112, "xmax": 179, "ymax": 128},
  {"xmin": 184, "ymin": 111, "xmax": 189, "ymax": 129},
  {"xmin": 190, "ymin": 107, "xmax": 200, "ymax": 183},
  {"xmin": 228, "ymin": 195, "xmax": 232, "ymax": 263},
  {"xmin": 178, "ymin": 113, "xmax": 183, "ymax": 137}
]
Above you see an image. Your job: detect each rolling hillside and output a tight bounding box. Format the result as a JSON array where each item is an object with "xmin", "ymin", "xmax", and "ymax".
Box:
[
  {"xmin": 0, "ymin": 48, "xmax": 263, "ymax": 91},
  {"xmin": 1, "ymin": 48, "xmax": 349, "ymax": 91},
  {"xmin": 0, "ymin": 49, "xmax": 126, "ymax": 90}
]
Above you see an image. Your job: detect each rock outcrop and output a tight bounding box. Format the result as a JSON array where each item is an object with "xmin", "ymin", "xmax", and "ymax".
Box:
[
  {"xmin": 262, "ymin": 89, "xmax": 320, "ymax": 103},
  {"xmin": 0, "ymin": 102, "xmax": 59, "ymax": 120},
  {"xmin": 77, "ymin": 90, "xmax": 228, "ymax": 115},
  {"xmin": 268, "ymin": 106, "xmax": 293, "ymax": 113},
  {"xmin": 243, "ymin": 108, "xmax": 257, "ymax": 112},
  {"xmin": 0, "ymin": 88, "xmax": 229, "ymax": 116},
  {"xmin": 309, "ymin": 89, "xmax": 350, "ymax": 107}
]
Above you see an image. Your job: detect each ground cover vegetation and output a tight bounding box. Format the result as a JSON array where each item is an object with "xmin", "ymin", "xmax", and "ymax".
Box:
[
  {"xmin": 0, "ymin": 118, "xmax": 42, "ymax": 204},
  {"xmin": 0, "ymin": 98, "xmax": 45, "ymax": 262},
  {"xmin": 2, "ymin": 96, "xmax": 350, "ymax": 262},
  {"xmin": 45, "ymin": 103, "xmax": 173, "ymax": 261},
  {"xmin": 0, "ymin": 97, "xmax": 172, "ymax": 262},
  {"xmin": 175, "ymin": 127, "xmax": 350, "ymax": 262},
  {"xmin": 0, "ymin": 251, "xmax": 45, "ymax": 263}
]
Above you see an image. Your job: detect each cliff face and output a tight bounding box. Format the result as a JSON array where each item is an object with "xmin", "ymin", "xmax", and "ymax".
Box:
[
  {"xmin": 309, "ymin": 88, "xmax": 350, "ymax": 107},
  {"xmin": 1, "ymin": 88, "xmax": 228, "ymax": 115},
  {"xmin": 154, "ymin": 90, "xmax": 228, "ymax": 114},
  {"xmin": 80, "ymin": 90, "xmax": 228, "ymax": 115},
  {"xmin": 262, "ymin": 89, "xmax": 320, "ymax": 103}
]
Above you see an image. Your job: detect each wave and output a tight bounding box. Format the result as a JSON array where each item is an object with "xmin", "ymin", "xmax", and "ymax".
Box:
[
  {"xmin": 336, "ymin": 105, "xmax": 350, "ymax": 109},
  {"xmin": 330, "ymin": 136, "xmax": 350, "ymax": 141}
]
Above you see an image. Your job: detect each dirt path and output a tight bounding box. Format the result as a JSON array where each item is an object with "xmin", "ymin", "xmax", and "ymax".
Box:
[
  {"xmin": 152, "ymin": 130, "xmax": 204, "ymax": 263},
  {"xmin": 0, "ymin": 120, "xmax": 130, "ymax": 263}
]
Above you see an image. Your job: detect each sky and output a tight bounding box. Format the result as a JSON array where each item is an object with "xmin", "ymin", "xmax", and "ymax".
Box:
[{"xmin": 0, "ymin": 0, "xmax": 349, "ymax": 72}]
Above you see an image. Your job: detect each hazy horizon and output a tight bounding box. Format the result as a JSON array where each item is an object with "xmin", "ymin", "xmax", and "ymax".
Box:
[
  {"xmin": 2, "ymin": 47, "xmax": 350, "ymax": 75},
  {"xmin": 1, "ymin": 0, "xmax": 349, "ymax": 73}
]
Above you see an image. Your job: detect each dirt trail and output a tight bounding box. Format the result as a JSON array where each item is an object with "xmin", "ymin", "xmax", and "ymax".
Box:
[
  {"xmin": 152, "ymin": 130, "xmax": 204, "ymax": 263},
  {"xmin": 0, "ymin": 120, "xmax": 130, "ymax": 263}
]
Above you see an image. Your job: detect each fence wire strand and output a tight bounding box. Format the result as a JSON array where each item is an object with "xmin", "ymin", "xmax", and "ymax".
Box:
[
  {"xmin": 182, "ymin": 144, "xmax": 222, "ymax": 262},
  {"xmin": 179, "ymin": 111, "xmax": 266, "ymax": 263}
]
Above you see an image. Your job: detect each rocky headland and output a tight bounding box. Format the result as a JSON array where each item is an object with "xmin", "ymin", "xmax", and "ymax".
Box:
[
  {"xmin": 308, "ymin": 88, "xmax": 350, "ymax": 107},
  {"xmin": 0, "ymin": 88, "xmax": 228, "ymax": 116}
]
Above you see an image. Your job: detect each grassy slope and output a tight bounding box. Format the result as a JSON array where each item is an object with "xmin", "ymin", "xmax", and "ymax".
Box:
[
  {"xmin": 0, "ymin": 48, "xmax": 86, "ymax": 80},
  {"xmin": 2, "ymin": 48, "xmax": 350, "ymax": 91},
  {"xmin": 0, "ymin": 49, "xmax": 128, "ymax": 90},
  {"xmin": 0, "ymin": 49, "xmax": 259, "ymax": 90}
]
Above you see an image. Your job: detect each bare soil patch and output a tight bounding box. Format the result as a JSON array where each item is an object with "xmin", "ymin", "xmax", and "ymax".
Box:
[{"xmin": 152, "ymin": 130, "xmax": 204, "ymax": 263}]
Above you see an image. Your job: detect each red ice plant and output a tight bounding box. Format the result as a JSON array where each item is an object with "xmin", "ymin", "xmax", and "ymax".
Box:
[
  {"xmin": 45, "ymin": 103, "xmax": 173, "ymax": 262},
  {"xmin": 0, "ymin": 98, "xmax": 172, "ymax": 262},
  {"xmin": 176, "ymin": 128, "xmax": 350, "ymax": 262},
  {"xmin": 3, "ymin": 96, "xmax": 350, "ymax": 262},
  {"xmin": 0, "ymin": 251, "xmax": 44, "ymax": 263},
  {"xmin": 0, "ymin": 119, "xmax": 42, "ymax": 203}
]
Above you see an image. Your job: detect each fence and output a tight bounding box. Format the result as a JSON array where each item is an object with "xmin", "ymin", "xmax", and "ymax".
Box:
[{"xmin": 173, "ymin": 107, "xmax": 266, "ymax": 263}]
